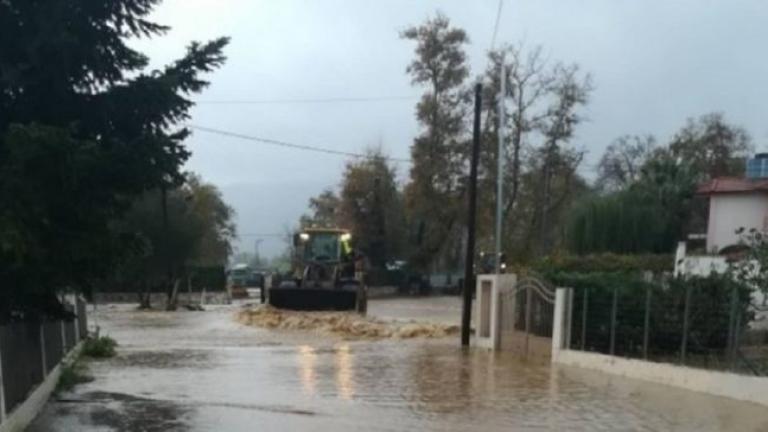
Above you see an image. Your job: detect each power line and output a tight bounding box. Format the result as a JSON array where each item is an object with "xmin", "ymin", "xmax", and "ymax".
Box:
[
  {"xmin": 489, "ymin": 0, "xmax": 505, "ymax": 51},
  {"xmin": 194, "ymin": 95, "xmax": 417, "ymax": 105},
  {"xmin": 188, "ymin": 124, "xmax": 411, "ymax": 164}
]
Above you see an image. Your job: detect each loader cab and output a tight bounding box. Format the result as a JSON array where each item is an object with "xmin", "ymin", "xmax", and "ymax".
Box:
[
  {"xmin": 271, "ymin": 227, "xmax": 365, "ymax": 312},
  {"xmin": 294, "ymin": 228, "xmax": 352, "ymax": 263}
]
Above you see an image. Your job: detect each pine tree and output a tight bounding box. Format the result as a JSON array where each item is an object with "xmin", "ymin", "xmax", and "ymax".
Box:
[{"xmin": 0, "ymin": 0, "xmax": 229, "ymax": 317}]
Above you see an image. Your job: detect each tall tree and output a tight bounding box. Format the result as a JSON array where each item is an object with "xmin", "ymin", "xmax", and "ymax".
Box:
[
  {"xmin": 339, "ymin": 150, "xmax": 405, "ymax": 267},
  {"xmin": 0, "ymin": 0, "xmax": 228, "ymax": 317},
  {"xmin": 186, "ymin": 174, "xmax": 237, "ymax": 267},
  {"xmin": 300, "ymin": 189, "xmax": 341, "ymax": 227},
  {"xmin": 478, "ymin": 46, "xmax": 554, "ymax": 244},
  {"xmin": 477, "ymin": 45, "xmax": 592, "ymax": 259},
  {"xmin": 669, "ymin": 112, "xmax": 752, "ymax": 180},
  {"xmin": 401, "ymin": 13, "xmax": 470, "ymax": 271},
  {"xmin": 568, "ymin": 149, "xmax": 698, "ymax": 255},
  {"xmin": 299, "ymin": 150, "xmax": 406, "ymax": 268},
  {"xmin": 595, "ymin": 135, "xmax": 656, "ymax": 192},
  {"xmin": 535, "ymin": 64, "xmax": 592, "ymax": 254},
  {"xmin": 107, "ymin": 175, "xmax": 235, "ymax": 308}
]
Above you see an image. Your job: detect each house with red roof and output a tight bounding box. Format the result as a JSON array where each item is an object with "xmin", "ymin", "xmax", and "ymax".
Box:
[
  {"xmin": 676, "ymin": 155, "xmax": 768, "ymax": 277},
  {"xmin": 697, "ymin": 176, "xmax": 768, "ymax": 253}
]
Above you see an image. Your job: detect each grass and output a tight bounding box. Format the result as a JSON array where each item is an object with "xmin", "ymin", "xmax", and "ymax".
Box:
[
  {"xmin": 82, "ymin": 335, "xmax": 118, "ymax": 358},
  {"xmin": 56, "ymin": 361, "xmax": 93, "ymax": 393},
  {"xmin": 54, "ymin": 336, "xmax": 119, "ymax": 394}
]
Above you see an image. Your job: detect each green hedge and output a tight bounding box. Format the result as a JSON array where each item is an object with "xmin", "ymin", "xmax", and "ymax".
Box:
[
  {"xmin": 534, "ymin": 253, "xmax": 674, "ymax": 274},
  {"xmin": 545, "ymin": 271, "xmax": 752, "ymax": 361}
]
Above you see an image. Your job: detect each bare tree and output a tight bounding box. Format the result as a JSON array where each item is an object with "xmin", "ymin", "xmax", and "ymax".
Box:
[
  {"xmin": 595, "ymin": 135, "xmax": 656, "ymax": 192},
  {"xmin": 669, "ymin": 112, "xmax": 752, "ymax": 180},
  {"xmin": 479, "ymin": 45, "xmax": 592, "ymax": 258}
]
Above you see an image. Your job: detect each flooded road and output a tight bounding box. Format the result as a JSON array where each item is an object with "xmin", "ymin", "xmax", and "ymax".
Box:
[{"xmin": 30, "ymin": 297, "xmax": 768, "ymax": 431}]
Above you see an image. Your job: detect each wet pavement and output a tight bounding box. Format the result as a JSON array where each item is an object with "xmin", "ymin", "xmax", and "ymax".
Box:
[{"xmin": 29, "ymin": 297, "xmax": 768, "ymax": 431}]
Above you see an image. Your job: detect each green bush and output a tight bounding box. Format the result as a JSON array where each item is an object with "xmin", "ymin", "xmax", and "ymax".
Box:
[
  {"xmin": 545, "ymin": 271, "xmax": 753, "ymax": 359},
  {"xmin": 82, "ymin": 336, "xmax": 118, "ymax": 358},
  {"xmin": 565, "ymin": 188, "xmax": 691, "ymax": 255},
  {"xmin": 534, "ymin": 253, "xmax": 673, "ymax": 274},
  {"xmin": 56, "ymin": 361, "xmax": 93, "ymax": 393}
]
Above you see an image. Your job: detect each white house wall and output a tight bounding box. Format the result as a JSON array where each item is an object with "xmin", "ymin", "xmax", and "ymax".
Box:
[{"xmin": 707, "ymin": 193, "xmax": 768, "ymax": 252}]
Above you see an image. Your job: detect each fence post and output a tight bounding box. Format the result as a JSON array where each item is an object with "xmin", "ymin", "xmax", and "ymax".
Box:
[
  {"xmin": 732, "ymin": 302, "xmax": 742, "ymax": 370},
  {"xmin": 680, "ymin": 282, "xmax": 692, "ymax": 364},
  {"xmin": 580, "ymin": 288, "xmax": 588, "ymax": 351},
  {"xmin": 40, "ymin": 324, "xmax": 47, "ymax": 378},
  {"xmin": 61, "ymin": 320, "xmax": 67, "ymax": 357},
  {"xmin": 552, "ymin": 288, "xmax": 569, "ymax": 361},
  {"xmin": 524, "ymin": 285, "xmax": 532, "ymax": 359},
  {"xmin": 565, "ymin": 287, "xmax": 574, "ymax": 349},
  {"xmin": 610, "ymin": 287, "xmax": 618, "ymax": 356},
  {"xmin": 726, "ymin": 284, "xmax": 739, "ymax": 369},
  {"xmin": 643, "ymin": 285, "xmax": 652, "ymax": 360},
  {"xmin": 74, "ymin": 306, "xmax": 80, "ymax": 345}
]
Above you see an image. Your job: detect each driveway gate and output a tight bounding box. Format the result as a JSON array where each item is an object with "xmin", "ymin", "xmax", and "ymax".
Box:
[{"xmin": 498, "ymin": 276, "xmax": 555, "ymax": 361}]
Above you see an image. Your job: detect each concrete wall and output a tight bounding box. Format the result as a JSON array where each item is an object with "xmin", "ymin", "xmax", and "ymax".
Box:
[
  {"xmin": 707, "ymin": 193, "xmax": 768, "ymax": 252},
  {"xmin": 674, "ymin": 242, "xmax": 729, "ymax": 277},
  {"xmin": 554, "ymin": 350, "xmax": 768, "ymax": 407},
  {"xmin": 474, "ymin": 274, "xmax": 516, "ymax": 350}
]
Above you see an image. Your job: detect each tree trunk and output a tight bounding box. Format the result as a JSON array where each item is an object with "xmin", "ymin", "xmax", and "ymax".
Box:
[
  {"xmin": 166, "ymin": 279, "xmax": 180, "ymax": 311},
  {"xmin": 137, "ymin": 282, "xmax": 152, "ymax": 310}
]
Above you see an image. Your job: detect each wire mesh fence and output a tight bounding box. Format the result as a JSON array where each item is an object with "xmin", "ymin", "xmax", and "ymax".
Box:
[{"xmin": 567, "ymin": 275, "xmax": 768, "ymax": 376}]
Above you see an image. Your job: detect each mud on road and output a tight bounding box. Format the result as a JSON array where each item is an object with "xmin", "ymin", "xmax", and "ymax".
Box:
[{"xmin": 236, "ymin": 305, "xmax": 460, "ymax": 339}]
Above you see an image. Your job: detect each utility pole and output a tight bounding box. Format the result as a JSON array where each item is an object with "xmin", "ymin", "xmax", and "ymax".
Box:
[
  {"xmin": 461, "ymin": 83, "xmax": 483, "ymax": 347},
  {"xmin": 495, "ymin": 57, "xmax": 506, "ymax": 274}
]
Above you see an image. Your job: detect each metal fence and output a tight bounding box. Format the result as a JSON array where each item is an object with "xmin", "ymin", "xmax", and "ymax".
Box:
[
  {"xmin": 0, "ymin": 296, "xmax": 88, "ymax": 418},
  {"xmin": 568, "ymin": 281, "xmax": 768, "ymax": 376}
]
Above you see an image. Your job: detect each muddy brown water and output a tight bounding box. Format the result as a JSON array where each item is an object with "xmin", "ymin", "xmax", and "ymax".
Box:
[{"xmin": 28, "ymin": 299, "xmax": 768, "ymax": 431}]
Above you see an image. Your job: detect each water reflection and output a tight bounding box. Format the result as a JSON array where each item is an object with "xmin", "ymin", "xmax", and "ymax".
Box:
[
  {"xmin": 406, "ymin": 345, "xmax": 477, "ymax": 415},
  {"xmin": 334, "ymin": 344, "xmax": 354, "ymax": 400},
  {"xmin": 297, "ymin": 345, "xmax": 317, "ymax": 395}
]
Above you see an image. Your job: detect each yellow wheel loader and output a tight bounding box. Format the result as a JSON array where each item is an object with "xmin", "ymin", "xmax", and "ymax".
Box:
[{"xmin": 268, "ymin": 228, "xmax": 367, "ymax": 313}]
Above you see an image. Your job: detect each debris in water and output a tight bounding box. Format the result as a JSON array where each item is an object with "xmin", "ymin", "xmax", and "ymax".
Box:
[{"xmin": 236, "ymin": 305, "xmax": 459, "ymax": 340}]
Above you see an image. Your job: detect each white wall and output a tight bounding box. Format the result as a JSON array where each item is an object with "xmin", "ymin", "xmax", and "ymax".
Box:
[
  {"xmin": 677, "ymin": 256, "xmax": 728, "ymax": 277},
  {"xmin": 555, "ymin": 350, "xmax": 768, "ymax": 407},
  {"xmin": 474, "ymin": 274, "xmax": 517, "ymax": 351},
  {"xmin": 707, "ymin": 193, "xmax": 768, "ymax": 252}
]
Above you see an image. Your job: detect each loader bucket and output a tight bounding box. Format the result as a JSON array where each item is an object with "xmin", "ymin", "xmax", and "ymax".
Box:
[{"xmin": 268, "ymin": 288, "xmax": 359, "ymax": 311}]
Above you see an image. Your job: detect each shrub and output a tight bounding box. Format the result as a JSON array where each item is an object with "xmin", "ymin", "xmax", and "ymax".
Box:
[
  {"xmin": 545, "ymin": 271, "xmax": 752, "ymax": 359},
  {"xmin": 56, "ymin": 361, "xmax": 93, "ymax": 393},
  {"xmin": 82, "ymin": 336, "xmax": 118, "ymax": 358},
  {"xmin": 534, "ymin": 253, "xmax": 674, "ymax": 274}
]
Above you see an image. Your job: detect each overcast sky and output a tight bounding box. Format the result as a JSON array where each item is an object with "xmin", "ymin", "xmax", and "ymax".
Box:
[{"xmin": 133, "ymin": 0, "xmax": 768, "ymax": 258}]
